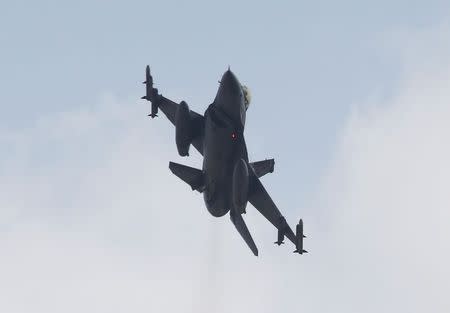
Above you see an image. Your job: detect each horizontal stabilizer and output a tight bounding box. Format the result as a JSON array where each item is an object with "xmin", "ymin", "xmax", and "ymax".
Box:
[
  {"xmin": 230, "ymin": 210, "xmax": 258, "ymax": 256},
  {"xmin": 169, "ymin": 162, "xmax": 204, "ymax": 192},
  {"xmin": 250, "ymin": 159, "xmax": 274, "ymax": 178}
]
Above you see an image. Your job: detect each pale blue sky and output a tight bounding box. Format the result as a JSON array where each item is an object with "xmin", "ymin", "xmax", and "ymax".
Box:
[{"xmin": 3, "ymin": 0, "xmax": 449, "ymax": 208}]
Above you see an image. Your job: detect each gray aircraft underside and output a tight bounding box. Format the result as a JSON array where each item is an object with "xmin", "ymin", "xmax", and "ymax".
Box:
[{"xmin": 141, "ymin": 66, "xmax": 307, "ymax": 256}]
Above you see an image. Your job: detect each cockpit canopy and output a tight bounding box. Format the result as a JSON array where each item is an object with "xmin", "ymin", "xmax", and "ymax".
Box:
[{"xmin": 241, "ymin": 85, "xmax": 251, "ymax": 110}]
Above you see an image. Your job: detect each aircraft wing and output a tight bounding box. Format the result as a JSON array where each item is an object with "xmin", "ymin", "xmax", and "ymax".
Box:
[
  {"xmin": 248, "ymin": 169, "xmax": 297, "ymax": 245},
  {"xmin": 154, "ymin": 96, "xmax": 205, "ymax": 155},
  {"xmin": 142, "ymin": 66, "xmax": 205, "ymax": 155}
]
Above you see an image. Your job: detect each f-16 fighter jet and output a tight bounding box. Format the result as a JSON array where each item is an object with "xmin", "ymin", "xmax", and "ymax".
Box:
[{"xmin": 141, "ymin": 66, "xmax": 307, "ymax": 256}]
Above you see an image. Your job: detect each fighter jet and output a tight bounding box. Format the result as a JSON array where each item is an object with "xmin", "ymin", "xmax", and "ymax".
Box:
[{"xmin": 141, "ymin": 66, "xmax": 307, "ymax": 256}]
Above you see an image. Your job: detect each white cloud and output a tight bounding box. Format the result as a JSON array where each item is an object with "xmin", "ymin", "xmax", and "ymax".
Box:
[
  {"xmin": 316, "ymin": 25, "xmax": 450, "ymax": 312},
  {"xmin": 1, "ymin": 25, "xmax": 450, "ymax": 313}
]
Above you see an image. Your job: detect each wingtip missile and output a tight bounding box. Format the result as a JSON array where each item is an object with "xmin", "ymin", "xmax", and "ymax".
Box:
[
  {"xmin": 143, "ymin": 66, "xmax": 151, "ymax": 84},
  {"xmin": 142, "ymin": 65, "xmax": 160, "ymax": 117},
  {"xmin": 293, "ymin": 219, "xmax": 307, "ymax": 255}
]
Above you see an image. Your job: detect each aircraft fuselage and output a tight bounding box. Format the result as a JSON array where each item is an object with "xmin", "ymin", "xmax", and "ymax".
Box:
[{"xmin": 202, "ymin": 70, "xmax": 249, "ymax": 217}]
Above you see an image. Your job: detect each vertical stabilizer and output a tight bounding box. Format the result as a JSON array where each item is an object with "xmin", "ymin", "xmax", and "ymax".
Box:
[{"xmin": 230, "ymin": 210, "xmax": 259, "ymax": 256}]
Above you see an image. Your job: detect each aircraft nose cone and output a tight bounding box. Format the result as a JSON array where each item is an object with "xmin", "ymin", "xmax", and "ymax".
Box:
[
  {"xmin": 221, "ymin": 69, "xmax": 241, "ymax": 92},
  {"xmin": 214, "ymin": 68, "xmax": 246, "ymax": 127}
]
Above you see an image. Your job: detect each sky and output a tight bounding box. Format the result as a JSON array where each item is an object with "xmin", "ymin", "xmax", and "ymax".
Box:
[{"xmin": 1, "ymin": 1, "xmax": 450, "ymax": 312}]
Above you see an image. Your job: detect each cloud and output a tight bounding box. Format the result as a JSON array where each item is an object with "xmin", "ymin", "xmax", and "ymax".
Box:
[
  {"xmin": 315, "ymin": 25, "xmax": 450, "ymax": 312},
  {"xmin": 1, "ymin": 25, "xmax": 450, "ymax": 313}
]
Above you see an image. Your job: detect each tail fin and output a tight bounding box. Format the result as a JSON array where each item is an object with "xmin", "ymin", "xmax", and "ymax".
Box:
[
  {"xmin": 169, "ymin": 162, "xmax": 204, "ymax": 192},
  {"xmin": 230, "ymin": 210, "xmax": 259, "ymax": 256}
]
